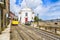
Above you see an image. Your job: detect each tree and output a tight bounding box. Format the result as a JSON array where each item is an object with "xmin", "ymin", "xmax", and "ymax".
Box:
[
  {"xmin": 34, "ymin": 16, "xmax": 39, "ymax": 22},
  {"xmin": 39, "ymin": 19, "xmax": 43, "ymax": 21}
]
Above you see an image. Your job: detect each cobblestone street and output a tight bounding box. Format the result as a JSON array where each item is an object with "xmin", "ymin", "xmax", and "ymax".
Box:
[{"xmin": 10, "ymin": 25, "xmax": 60, "ymax": 40}]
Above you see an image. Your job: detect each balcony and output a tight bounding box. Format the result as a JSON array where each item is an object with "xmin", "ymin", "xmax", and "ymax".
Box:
[{"xmin": 0, "ymin": 0, "xmax": 5, "ymax": 8}]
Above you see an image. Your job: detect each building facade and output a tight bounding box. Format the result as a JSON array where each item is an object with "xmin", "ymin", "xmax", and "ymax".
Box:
[
  {"xmin": 0, "ymin": 0, "xmax": 9, "ymax": 34},
  {"xmin": 0, "ymin": 6, "xmax": 3, "ymax": 34},
  {"xmin": 19, "ymin": 7, "xmax": 35, "ymax": 24},
  {"xmin": 10, "ymin": 11, "xmax": 15, "ymax": 20},
  {"xmin": 3, "ymin": 0, "xmax": 9, "ymax": 29}
]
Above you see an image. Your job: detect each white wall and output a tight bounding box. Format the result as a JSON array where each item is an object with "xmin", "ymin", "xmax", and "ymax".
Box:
[
  {"xmin": 32, "ymin": 13, "xmax": 35, "ymax": 21},
  {"xmin": 19, "ymin": 9, "xmax": 35, "ymax": 24},
  {"xmin": 21, "ymin": 12, "xmax": 25, "ymax": 24},
  {"xmin": 18, "ymin": 15, "xmax": 20, "ymax": 21},
  {"xmin": 28, "ymin": 12, "xmax": 31, "ymax": 21}
]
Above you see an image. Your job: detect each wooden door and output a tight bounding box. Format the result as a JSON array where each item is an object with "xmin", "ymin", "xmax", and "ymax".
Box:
[{"xmin": 25, "ymin": 18, "xmax": 28, "ymax": 22}]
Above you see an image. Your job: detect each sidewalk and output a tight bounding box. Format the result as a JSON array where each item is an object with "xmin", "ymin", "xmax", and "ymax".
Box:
[{"xmin": 0, "ymin": 24, "xmax": 10, "ymax": 40}]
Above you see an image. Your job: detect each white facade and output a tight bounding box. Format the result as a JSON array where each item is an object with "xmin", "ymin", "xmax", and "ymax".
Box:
[{"xmin": 19, "ymin": 7, "xmax": 35, "ymax": 24}]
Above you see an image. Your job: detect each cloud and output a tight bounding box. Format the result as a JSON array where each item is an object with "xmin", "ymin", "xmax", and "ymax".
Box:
[
  {"xmin": 34, "ymin": 0, "xmax": 60, "ymax": 20},
  {"xmin": 10, "ymin": 0, "xmax": 60, "ymax": 20},
  {"xmin": 20, "ymin": 0, "xmax": 27, "ymax": 8},
  {"xmin": 10, "ymin": 0, "xmax": 16, "ymax": 12},
  {"xmin": 10, "ymin": 0, "xmax": 21, "ymax": 16},
  {"xmin": 25, "ymin": 0, "xmax": 42, "ymax": 9}
]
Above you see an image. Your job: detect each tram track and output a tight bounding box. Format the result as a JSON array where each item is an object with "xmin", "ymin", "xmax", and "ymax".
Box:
[
  {"xmin": 11, "ymin": 24, "xmax": 60, "ymax": 40},
  {"xmin": 14, "ymin": 26, "xmax": 25, "ymax": 40},
  {"xmin": 17, "ymin": 25, "xmax": 41, "ymax": 40},
  {"xmin": 22, "ymin": 25, "xmax": 60, "ymax": 40},
  {"xmin": 15, "ymin": 26, "xmax": 34, "ymax": 40},
  {"xmin": 10, "ymin": 26, "xmax": 24, "ymax": 40},
  {"xmin": 18, "ymin": 25, "xmax": 42, "ymax": 40}
]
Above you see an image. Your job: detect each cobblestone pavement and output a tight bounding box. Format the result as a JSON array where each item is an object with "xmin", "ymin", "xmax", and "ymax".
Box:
[{"xmin": 10, "ymin": 24, "xmax": 60, "ymax": 40}]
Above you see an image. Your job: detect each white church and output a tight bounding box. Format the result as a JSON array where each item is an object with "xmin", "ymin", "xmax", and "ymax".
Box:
[{"xmin": 19, "ymin": 7, "xmax": 35, "ymax": 24}]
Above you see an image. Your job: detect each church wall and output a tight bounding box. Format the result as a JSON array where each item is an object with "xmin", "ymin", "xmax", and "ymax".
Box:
[
  {"xmin": 18, "ymin": 15, "xmax": 20, "ymax": 21},
  {"xmin": 21, "ymin": 12, "xmax": 25, "ymax": 24},
  {"xmin": 32, "ymin": 13, "xmax": 35, "ymax": 21},
  {"xmin": 19, "ymin": 8, "xmax": 35, "ymax": 24},
  {"xmin": 28, "ymin": 11, "xmax": 32, "ymax": 21}
]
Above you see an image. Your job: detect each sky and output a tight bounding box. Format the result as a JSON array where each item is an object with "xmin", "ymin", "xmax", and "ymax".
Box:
[{"xmin": 10, "ymin": 0, "xmax": 60, "ymax": 20}]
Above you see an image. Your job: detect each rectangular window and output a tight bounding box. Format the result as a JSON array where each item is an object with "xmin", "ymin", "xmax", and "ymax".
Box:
[
  {"xmin": 25, "ymin": 13, "xmax": 28, "ymax": 16},
  {"xmin": 1, "ymin": 0, "xmax": 4, "ymax": 2},
  {"xmin": 0, "ymin": 0, "xmax": 4, "ymax": 3}
]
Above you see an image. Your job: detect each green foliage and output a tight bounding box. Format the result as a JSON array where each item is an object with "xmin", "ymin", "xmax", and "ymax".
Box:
[
  {"xmin": 39, "ymin": 19, "xmax": 42, "ymax": 21},
  {"xmin": 34, "ymin": 16, "xmax": 39, "ymax": 22}
]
